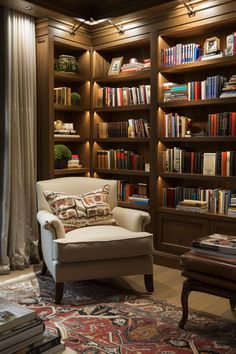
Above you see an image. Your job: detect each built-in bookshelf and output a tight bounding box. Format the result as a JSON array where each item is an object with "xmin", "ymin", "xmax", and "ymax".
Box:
[
  {"xmin": 35, "ymin": 2, "xmax": 236, "ymax": 268},
  {"xmin": 36, "ymin": 20, "xmax": 91, "ymax": 180},
  {"xmin": 92, "ymin": 38, "xmax": 152, "ymax": 213},
  {"xmin": 156, "ymin": 19, "xmax": 236, "ymax": 264}
]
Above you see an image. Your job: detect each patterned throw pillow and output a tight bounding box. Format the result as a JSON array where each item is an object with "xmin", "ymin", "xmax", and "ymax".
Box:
[{"xmin": 43, "ymin": 184, "xmax": 117, "ymax": 233}]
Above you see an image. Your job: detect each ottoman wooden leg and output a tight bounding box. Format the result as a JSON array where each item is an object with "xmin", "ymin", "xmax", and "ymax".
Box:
[
  {"xmin": 179, "ymin": 279, "xmax": 191, "ymax": 329},
  {"xmin": 230, "ymin": 299, "xmax": 236, "ymax": 311}
]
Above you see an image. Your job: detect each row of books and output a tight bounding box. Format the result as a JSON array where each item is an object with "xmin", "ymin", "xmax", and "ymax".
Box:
[
  {"xmin": 191, "ymin": 234, "xmax": 236, "ymax": 262},
  {"xmin": 0, "ymin": 297, "xmax": 63, "ymax": 354},
  {"xmin": 163, "ymin": 186, "xmax": 236, "ymax": 215},
  {"xmin": 208, "ymin": 112, "xmax": 236, "ymax": 136},
  {"xmin": 96, "ymin": 85, "xmax": 151, "ymax": 107},
  {"xmin": 163, "ymin": 111, "xmax": 236, "ymax": 137},
  {"xmin": 96, "ymin": 149, "xmax": 145, "ymax": 170},
  {"xmin": 161, "ymin": 33, "xmax": 236, "ymax": 68},
  {"xmin": 161, "ymin": 43, "xmax": 201, "ymax": 67},
  {"xmin": 163, "ymin": 76, "xmax": 226, "ymax": 102},
  {"xmin": 117, "ymin": 181, "xmax": 148, "ymax": 202},
  {"xmin": 98, "ymin": 119, "xmax": 150, "ymax": 139},
  {"xmin": 162, "ymin": 148, "xmax": 236, "ymax": 176},
  {"xmin": 54, "ymin": 86, "xmax": 71, "ymax": 105},
  {"xmin": 163, "ymin": 114, "xmax": 191, "ymax": 137}
]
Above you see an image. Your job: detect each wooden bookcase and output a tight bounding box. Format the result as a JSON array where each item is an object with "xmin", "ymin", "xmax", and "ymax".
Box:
[
  {"xmin": 92, "ymin": 37, "xmax": 153, "ymax": 217},
  {"xmin": 36, "ymin": 19, "xmax": 91, "ymax": 180},
  {"xmin": 35, "ymin": 2, "xmax": 236, "ymax": 268},
  {"xmin": 156, "ymin": 19, "xmax": 236, "ymax": 266}
]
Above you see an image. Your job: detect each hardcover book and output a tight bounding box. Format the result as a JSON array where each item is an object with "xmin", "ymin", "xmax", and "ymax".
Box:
[
  {"xmin": 0, "ymin": 297, "xmax": 37, "ymax": 334},
  {"xmin": 192, "ymin": 233, "xmax": 236, "ymax": 255}
]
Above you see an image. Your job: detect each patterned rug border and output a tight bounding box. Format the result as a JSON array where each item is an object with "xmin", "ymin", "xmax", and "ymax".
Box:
[{"xmin": 1, "ymin": 270, "xmax": 236, "ymax": 328}]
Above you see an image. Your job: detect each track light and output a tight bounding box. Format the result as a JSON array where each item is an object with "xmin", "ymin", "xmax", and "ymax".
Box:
[
  {"xmin": 180, "ymin": 0, "xmax": 196, "ymax": 17},
  {"xmin": 69, "ymin": 18, "xmax": 125, "ymax": 36}
]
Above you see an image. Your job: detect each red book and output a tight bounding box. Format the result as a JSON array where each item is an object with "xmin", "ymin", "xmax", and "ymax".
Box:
[{"xmin": 221, "ymin": 151, "xmax": 227, "ymax": 176}]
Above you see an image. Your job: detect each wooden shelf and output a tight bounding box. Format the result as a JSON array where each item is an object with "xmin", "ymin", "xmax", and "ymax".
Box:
[
  {"xmin": 159, "ymin": 136, "xmax": 236, "ymax": 143},
  {"xmin": 54, "ymin": 71, "xmax": 88, "ymax": 82},
  {"xmin": 95, "ymin": 169, "xmax": 149, "ymax": 176},
  {"xmin": 157, "ymin": 206, "xmax": 236, "ymax": 223},
  {"xmin": 54, "ymin": 167, "xmax": 89, "ymax": 176},
  {"xmin": 94, "ymin": 104, "xmax": 150, "ymax": 112},
  {"xmin": 159, "ymin": 172, "xmax": 236, "ymax": 181},
  {"xmin": 54, "ymin": 135, "xmax": 89, "ymax": 142},
  {"xmin": 159, "ymin": 56, "xmax": 236, "ymax": 74},
  {"xmin": 54, "ymin": 104, "xmax": 88, "ymax": 111},
  {"xmin": 95, "ymin": 138, "xmax": 149, "ymax": 143},
  {"xmin": 118, "ymin": 201, "xmax": 150, "ymax": 211},
  {"xmin": 159, "ymin": 97, "xmax": 236, "ymax": 108},
  {"xmin": 94, "ymin": 70, "xmax": 151, "ymax": 83}
]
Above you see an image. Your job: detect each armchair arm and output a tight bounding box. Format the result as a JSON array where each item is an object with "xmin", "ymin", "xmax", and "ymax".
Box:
[
  {"xmin": 37, "ymin": 210, "xmax": 65, "ymax": 239},
  {"xmin": 112, "ymin": 206, "xmax": 150, "ymax": 232}
]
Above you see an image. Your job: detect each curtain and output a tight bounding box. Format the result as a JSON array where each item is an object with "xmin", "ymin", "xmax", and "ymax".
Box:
[{"xmin": 0, "ymin": 8, "xmax": 39, "ymax": 272}]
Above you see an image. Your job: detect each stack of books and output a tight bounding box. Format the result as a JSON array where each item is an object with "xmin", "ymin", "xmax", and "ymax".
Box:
[
  {"xmin": 220, "ymin": 75, "xmax": 236, "ymax": 98},
  {"xmin": 0, "ymin": 298, "xmax": 63, "ymax": 354},
  {"xmin": 228, "ymin": 193, "xmax": 236, "ymax": 216},
  {"xmin": 163, "ymin": 82, "xmax": 188, "ymax": 102},
  {"xmin": 191, "ymin": 233, "xmax": 236, "ymax": 263},
  {"xmin": 176, "ymin": 199, "xmax": 208, "ymax": 213},
  {"xmin": 128, "ymin": 194, "xmax": 150, "ymax": 205}
]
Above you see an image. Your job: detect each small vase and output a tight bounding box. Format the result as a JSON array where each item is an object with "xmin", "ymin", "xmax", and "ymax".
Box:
[
  {"xmin": 55, "ymin": 158, "xmax": 68, "ymax": 169},
  {"xmin": 56, "ymin": 55, "xmax": 78, "ymax": 73}
]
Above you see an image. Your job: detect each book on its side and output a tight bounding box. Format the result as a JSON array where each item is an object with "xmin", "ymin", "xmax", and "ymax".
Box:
[
  {"xmin": 15, "ymin": 330, "xmax": 62, "ymax": 354},
  {"xmin": 190, "ymin": 249, "xmax": 236, "ymax": 264},
  {"xmin": 0, "ymin": 318, "xmax": 45, "ymax": 351},
  {"xmin": 191, "ymin": 247, "xmax": 236, "ymax": 259},
  {"xmin": 192, "ymin": 233, "xmax": 236, "ymax": 255},
  {"xmin": 0, "ymin": 297, "xmax": 37, "ymax": 333}
]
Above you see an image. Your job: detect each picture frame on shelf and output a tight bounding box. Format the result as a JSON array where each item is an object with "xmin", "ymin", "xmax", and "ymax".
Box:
[
  {"xmin": 204, "ymin": 36, "xmax": 220, "ymax": 55},
  {"xmin": 108, "ymin": 57, "xmax": 123, "ymax": 76}
]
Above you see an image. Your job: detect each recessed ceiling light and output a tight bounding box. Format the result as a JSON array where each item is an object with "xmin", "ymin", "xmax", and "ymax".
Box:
[{"xmin": 25, "ymin": 5, "xmax": 33, "ymax": 11}]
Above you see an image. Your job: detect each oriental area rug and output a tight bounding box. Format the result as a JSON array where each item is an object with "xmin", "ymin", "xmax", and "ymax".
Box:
[{"xmin": 0, "ymin": 273, "xmax": 236, "ymax": 354}]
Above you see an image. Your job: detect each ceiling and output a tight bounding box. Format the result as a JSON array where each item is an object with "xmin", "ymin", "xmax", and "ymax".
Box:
[{"xmin": 27, "ymin": 0, "xmax": 175, "ymax": 21}]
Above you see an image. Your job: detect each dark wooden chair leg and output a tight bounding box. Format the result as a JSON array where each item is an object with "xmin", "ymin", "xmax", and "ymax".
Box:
[
  {"xmin": 144, "ymin": 274, "xmax": 154, "ymax": 292},
  {"xmin": 41, "ymin": 261, "xmax": 48, "ymax": 275},
  {"xmin": 179, "ymin": 279, "xmax": 191, "ymax": 329},
  {"xmin": 229, "ymin": 298, "xmax": 236, "ymax": 311},
  {"xmin": 55, "ymin": 282, "xmax": 64, "ymax": 304}
]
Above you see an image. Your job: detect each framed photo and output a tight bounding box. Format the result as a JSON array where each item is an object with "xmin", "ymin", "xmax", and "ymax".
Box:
[
  {"xmin": 204, "ymin": 37, "xmax": 220, "ymax": 55},
  {"xmin": 108, "ymin": 57, "xmax": 123, "ymax": 76}
]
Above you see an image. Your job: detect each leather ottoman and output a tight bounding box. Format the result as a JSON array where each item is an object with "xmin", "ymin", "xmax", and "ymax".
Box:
[{"xmin": 179, "ymin": 251, "xmax": 236, "ymax": 328}]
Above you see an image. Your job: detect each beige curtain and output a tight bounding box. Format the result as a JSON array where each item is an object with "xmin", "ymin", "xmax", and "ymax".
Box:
[{"xmin": 0, "ymin": 8, "xmax": 39, "ymax": 272}]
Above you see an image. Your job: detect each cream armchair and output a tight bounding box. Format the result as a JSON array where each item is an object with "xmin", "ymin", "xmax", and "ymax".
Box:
[{"xmin": 36, "ymin": 177, "xmax": 154, "ymax": 303}]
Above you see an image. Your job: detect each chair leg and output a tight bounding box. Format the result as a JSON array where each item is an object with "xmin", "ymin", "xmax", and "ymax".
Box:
[
  {"xmin": 179, "ymin": 279, "xmax": 191, "ymax": 329},
  {"xmin": 144, "ymin": 274, "xmax": 154, "ymax": 292},
  {"xmin": 41, "ymin": 261, "xmax": 48, "ymax": 275},
  {"xmin": 55, "ymin": 282, "xmax": 64, "ymax": 304}
]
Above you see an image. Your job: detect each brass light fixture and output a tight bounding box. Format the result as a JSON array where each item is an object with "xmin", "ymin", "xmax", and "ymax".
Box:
[
  {"xmin": 69, "ymin": 18, "xmax": 124, "ymax": 36},
  {"xmin": 180, "ymin": 0, "xmax": 196, "ymax": 17}
]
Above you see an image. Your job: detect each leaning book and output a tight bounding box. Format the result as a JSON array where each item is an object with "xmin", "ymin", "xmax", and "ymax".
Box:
[
  {"xmin": 0, "ymin": 297, "xmax": 37, "ymax": 333},
  {"xmin": 192, "ymin": 233, "xmax": 236, "ymax": 255}
]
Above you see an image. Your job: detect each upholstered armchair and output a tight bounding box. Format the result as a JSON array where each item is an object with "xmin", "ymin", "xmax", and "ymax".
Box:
[{"xmin": 36, "ymin": 177, "xmax": 154, "ymax": 303}]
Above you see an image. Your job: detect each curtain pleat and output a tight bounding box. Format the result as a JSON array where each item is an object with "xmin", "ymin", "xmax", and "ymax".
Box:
[{"xmin": 0, "ymin": 9, "xmax": 39, "ymax": 271}]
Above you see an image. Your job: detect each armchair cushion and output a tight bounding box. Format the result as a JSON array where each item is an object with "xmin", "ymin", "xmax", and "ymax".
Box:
[
  {"xmin": 43, "ymin": 184, "xmax": 117, "ymax": 232},
  {"xmin": 53, "ymin": 225, "xmax": 153, "ymax": 262}
]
